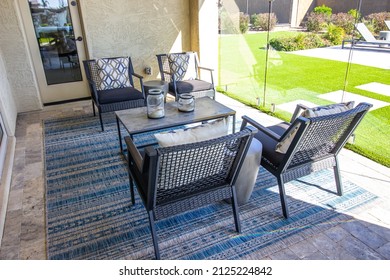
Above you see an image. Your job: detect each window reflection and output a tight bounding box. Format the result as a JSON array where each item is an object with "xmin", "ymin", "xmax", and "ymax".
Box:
[{"xmin": 28, "ymin": 0, "xmax": 82, "ymax": 85}]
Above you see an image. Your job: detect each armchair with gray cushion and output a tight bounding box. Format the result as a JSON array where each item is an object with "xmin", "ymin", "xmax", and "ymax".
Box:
[
  {"xmin": 83, "ymin": 56, "xmax": 146, "ymax": 131},
  {"xmin": 240, "ymin": 102, "xmax": 372, "ymax": 218},
  {"xmin": 124, "ymin": 126, "xmax": 257, "ymax": 259},
  {"xmin": 156, "ymin": 51, "xmax": 215, "ymax": 101}
]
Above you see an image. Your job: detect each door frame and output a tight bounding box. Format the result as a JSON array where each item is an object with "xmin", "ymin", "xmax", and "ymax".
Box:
[{"xmin": 17, "ymin": 0, "xmax": 90, "ymax": 104}]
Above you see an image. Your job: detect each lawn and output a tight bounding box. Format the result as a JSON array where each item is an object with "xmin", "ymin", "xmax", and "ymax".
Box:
[{"xmin": 218, "ymin": 31, "xmax": 390, "ymax": 167}]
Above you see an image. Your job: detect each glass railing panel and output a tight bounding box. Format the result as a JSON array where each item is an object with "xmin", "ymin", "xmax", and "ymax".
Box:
[
  {"xmin": 218, "ymin": 0, "xmax": 390, "ymax": 167},
  {"xmin": 341, "ymin": 0, "xmax": 390, "ymax": 167}
]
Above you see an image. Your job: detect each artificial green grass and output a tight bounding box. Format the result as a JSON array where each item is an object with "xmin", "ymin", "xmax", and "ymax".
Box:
[{"xmin": 219, "ymin": 32, "xmax": 390, "ymax": 167}]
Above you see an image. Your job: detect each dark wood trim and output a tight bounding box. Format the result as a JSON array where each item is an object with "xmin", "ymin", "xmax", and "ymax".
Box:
[{"xmin": 43, "ymin": 96, "xmax": 91, "ymax": 106}]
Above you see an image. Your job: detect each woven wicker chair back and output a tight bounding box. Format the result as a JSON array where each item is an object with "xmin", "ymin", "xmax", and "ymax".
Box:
[
  {"xmin": 153, "ymin": 130, "xmax": 252, "ymax": 203},
  {"xmin": 289, "ymin": 103, "xmax": 371, "ymax": 167}
]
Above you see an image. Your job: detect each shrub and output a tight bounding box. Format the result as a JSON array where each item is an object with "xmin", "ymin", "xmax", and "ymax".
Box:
[
  {"xmin": 269, "ymin": 33, "xmax": 325, "ymax": 51},
  {"xmin": 314, "ymin": 4, "xmax": 332, "ymax": 16},
  {"xmin": 306, "ymin": 12, "xmax": 329, "ymax": 32},
  {"xmin": 250, "ymin": 14, "xmax": 257, "ymax": 25},
  {"xmin": 251, "ymin": 13, "xmax": 277, "ymax": 31},
  {"xmin": 239, "ymin": 12, "xmax": 249, "ymax": 33},
  {"xmin": 331, "ymin": 12, "xmax": 355, "ymax": 35},
  {"xmin": 348, "ymin": 9, "xmax": 361, "ymax": 21},
  {"xmin": 325, "ymin": 24, "xmax": 345, "ymax": 45},
  {"xmin": 364, "ymin": 12, "xmax": 390, "ymax": 34},
  {"xmin": 269, "ymin": 36, "xmax": 297, "ymax": 51},
  {"xmin": 304, "ymin": 33, "xmax": 327, "ymax": 48}
]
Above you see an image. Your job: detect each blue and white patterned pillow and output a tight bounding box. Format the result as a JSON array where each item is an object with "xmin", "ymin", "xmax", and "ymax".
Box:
[
  {"xmin": 96, "ymin": 57, "xmax": 131, "ymax": 90},
  {"xmin": 168, "ymin": 53, "xmax": 197, "ymax": 81}
]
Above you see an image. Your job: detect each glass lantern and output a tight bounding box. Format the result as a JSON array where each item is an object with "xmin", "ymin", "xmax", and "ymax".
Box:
[
  {"xmin": 178, "ymin": 94, "xmax": 195, "ymax": 112},
  {"xmin": 147, "ymin": 89, "xmax": 165, "ymax": 119}
]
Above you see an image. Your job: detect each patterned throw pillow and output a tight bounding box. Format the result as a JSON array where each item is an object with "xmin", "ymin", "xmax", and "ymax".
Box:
[
  {"xmin": 167, "ymin": 53, "xmax": 197, "ymax": 81},
  {"xmin": 96, "ymin": 57, "xmax": 131, "ymax": 90},
  {"xmin": 275, "ymin": 101, "xmax": 355, "ymax": 154},
  {"xmin": 301, "ymin": 101, "xmax": 354, "ymax": 118},
  {"xmin": 275, "ymin": 123, "xmax": 301, "ymax": 154}
]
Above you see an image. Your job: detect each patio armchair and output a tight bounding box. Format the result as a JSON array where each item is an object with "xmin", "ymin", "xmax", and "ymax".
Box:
[
  {"xmin": 342, "ymin": 22, "xmax": 390, "ymax": 49},
  {"xmin": 240, "ymin": 102, "xmax": 372, "ymax": 219},
  {"xmin": 124, "ymin": 126, "xmax": 257, "ymax": 259},
  {"xmin": 156, "ymin": 51, "xmax": 215, "ymax": 101},
  {"xmin": 83, "ymin": 56, "xmax": 146, "ymax": 131}
]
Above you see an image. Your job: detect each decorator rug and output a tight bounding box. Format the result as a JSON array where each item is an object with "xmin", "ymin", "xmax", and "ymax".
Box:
[{"xmin": 44, "ymin": 114, "xmax": 377, "ymax": 260}]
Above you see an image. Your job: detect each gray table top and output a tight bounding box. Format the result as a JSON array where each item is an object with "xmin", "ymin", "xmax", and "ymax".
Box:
[{"xmin": 115, "ymin": 97, "xmax": 236, "ymax": 136}]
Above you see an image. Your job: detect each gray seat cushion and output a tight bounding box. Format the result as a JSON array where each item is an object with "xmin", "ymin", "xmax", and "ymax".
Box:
[
  {"xmin": 170, "ymin": 79, "xmax": 213, "ymax": 94},
  {"xmin": 97, "ymin": 87, "xmax": 144, "ymax": 104}
]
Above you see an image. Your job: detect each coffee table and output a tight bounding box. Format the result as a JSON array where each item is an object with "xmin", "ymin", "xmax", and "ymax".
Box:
[{"xmin": 115, "ymin": 97, "xmax": 236, "ymax": 157}]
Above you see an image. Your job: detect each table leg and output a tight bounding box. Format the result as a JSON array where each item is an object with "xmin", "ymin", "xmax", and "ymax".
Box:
[{"xmin": 232, "ymin": 114, "xmax": 236, "ymax": 133}]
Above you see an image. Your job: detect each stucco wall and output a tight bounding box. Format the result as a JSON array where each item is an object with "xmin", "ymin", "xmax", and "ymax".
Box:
[
  {"xmin": 79, "ymin": 0, "xmax": 192, "ymax": 80},
  {"xmin": 0, "ymin": 0, "xmax": 42, "ymax": 117}
]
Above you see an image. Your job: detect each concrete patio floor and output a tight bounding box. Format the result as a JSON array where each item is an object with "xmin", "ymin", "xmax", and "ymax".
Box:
[
  {"xmin": 291, "ymin": 45, "xmax": 390, "ymax": 70},
  {"xmin": 0, "ymin": 92, "xmax": 389, "ymax": 260}
]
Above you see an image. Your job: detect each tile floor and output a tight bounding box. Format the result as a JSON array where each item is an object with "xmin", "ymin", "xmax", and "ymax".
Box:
[{"xmin": 0, "ymin": 93, "xmax": 390, "ymax": 260}]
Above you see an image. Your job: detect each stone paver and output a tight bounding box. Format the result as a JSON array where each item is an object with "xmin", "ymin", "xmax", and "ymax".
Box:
[
  {"xmin": 309, "ymin": 232, "xmax": 339, "ymax": 253},
  {"xmin": 269, "ymin": 248, "xmax": 300, "ymax": 260},
  {"xmin": 289, "ymin": 240, "xmax": 319, "ymax": 259},
  {"xmin": 319, "ymin": 90, "xmax": 389, "ymax": 110},
  {"xmin": 340, "ymin": 220, "xmax": 388, "ymax": 250},
  {"xmin": 377, "ymin": 242, "xmax": 390, "ymax": 259},
  {"xmin": 365, "ymin": 222, "xmax": 390, "ymax": 242},
  {"xmin": 291, "ymin": 45, "xmax": 390, "ymax": 69},
  {"xmin": 302, "ymin": 250, "xmax": 328, "ymax": 260},
  {"xmin": 275, "ymin": 100, "xmax": 318, "ymax": 115},
  {"xmin": 324, "ymin": 225, "xmax": 351, "ymax": 242},
  {"xmin": 338, "ymin": 235, "xmax": 384, "ymax": 260},
  {"xmin": 356, "ymin": 82, "xmax": 390, "ymax": 97}
]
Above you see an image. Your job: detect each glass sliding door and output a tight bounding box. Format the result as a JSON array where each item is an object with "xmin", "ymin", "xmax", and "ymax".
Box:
[{"xmin": 27, "ymin": 0, "xmax": 82, "ymax": 85}]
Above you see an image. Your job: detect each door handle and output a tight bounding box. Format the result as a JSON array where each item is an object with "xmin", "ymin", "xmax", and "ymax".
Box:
[{"xmin": 76, "ymin": 36, "xmax": 83, "ymax": 42}]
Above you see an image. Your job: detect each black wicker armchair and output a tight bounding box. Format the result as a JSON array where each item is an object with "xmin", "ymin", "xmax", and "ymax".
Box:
[
  {"xmin": 124, "ymin": 127, "xmax": 257, "ymax": 259},
  {"xmin": 156, "ymin": 51, "xmax": 215, "ymax": 101},
  {"xmin": 83, "ymin": 56, "xmax": 146, "ymax": 131},
  {"xmin": 241, "ymin": 102, "xmax": 372, "ymax": 219}
]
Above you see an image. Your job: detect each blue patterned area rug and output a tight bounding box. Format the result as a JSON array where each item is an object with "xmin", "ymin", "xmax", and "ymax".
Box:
[{"xmin": 44, "ymin": 114, "xmax": 377, "ymax": 260}]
